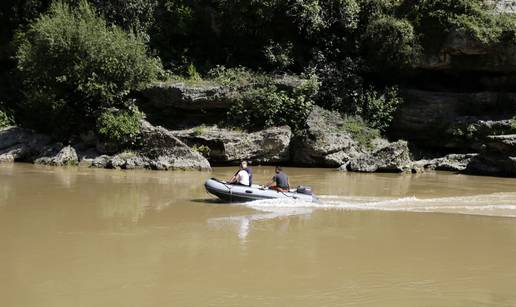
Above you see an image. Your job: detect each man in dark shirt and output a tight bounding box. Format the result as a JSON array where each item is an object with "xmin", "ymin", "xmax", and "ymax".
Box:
[{"xmin": 266, "ymin": 166, "xmax": 289, "ymax": 192}]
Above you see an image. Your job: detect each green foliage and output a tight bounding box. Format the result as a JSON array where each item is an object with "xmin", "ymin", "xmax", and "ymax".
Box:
[
  {"xmin": 192, "ymin": 124, "xmax": 206, "ymax": 136},
  {"xmin": 15, "ymin": 0, "xmax": 161, "ymax": 137},
  {"xmin": 289, "ymin": 0, "xmax": 360, "ymax": 35},
  {"xmin": 227, "ymin": 75, "xmax": 319, "ymax": 132},
  {"xmin": 354, "ymin": 86, "xmax": 403, "ymax": 132},
  {"xmin": 342, "ymin": 116, "xmax": 380, "ymax": 150},
  {"xmin": 263, "ymin": 40, "xmax": 294, "ymax": 70},
  {"xmin": 207, "ymin": 66, "xmax": 257, "ymax": 88},
  {"xmin": 0, "ymin": 0, "xmax": 51, "ymax": 61},
  {"xmin": 308, "ymin": 56, "xmax": 363, "ymax": 113},
  {"xmin": 511, "ymin": 116, "xmax": 516, "ymax": 130},
  {"xmin": 117, "ymin": 150, "xmax": 137, "ymax": 159},
  {"xmin": 96, "ymin": 108, "xmax": 144, "ymax": 145},
  {"xmin": 4, "ymin": 0, "xmax": 516, "ymax": 145},
  {"xmin": 85, "ymin": 0, "xmax": 157, "ymax": 37},
  {"xmin": 404, "ymin": 0, "xmax": 516, "ymax": 51},
  {"xmin": 0, "ymin": 109, "xmax": 13, "ymax": 128},
  {"xmin": 451, "ymin": 124, "xmax": 476, "ymax": 140},
  {"xmin": 362, "ymin": 16, "xmax": 420, "ymax": 70},
  {"xmin": 186, "ymin": 63, "xmax": 201, "ymax": 81},
  {"xmin": 191, "ymin": 144, "xmax": 210, "ymax": 156}
]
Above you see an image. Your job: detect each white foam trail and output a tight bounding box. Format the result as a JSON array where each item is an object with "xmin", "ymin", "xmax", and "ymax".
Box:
[
  {"xmin": 208, "ymin": 193, "xmax": 516, "ymax": 242},
  {"xmin": 240, "ymin": 193, "xmax": 516, "ymax": 218}
]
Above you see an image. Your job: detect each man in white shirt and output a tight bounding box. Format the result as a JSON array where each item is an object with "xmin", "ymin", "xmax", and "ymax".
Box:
[{"xmin": 229, "ymin": 161, "xmax": 250, "ymax": 186}]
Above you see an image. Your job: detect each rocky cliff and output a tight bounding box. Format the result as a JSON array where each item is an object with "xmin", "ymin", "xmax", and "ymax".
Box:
[{"xmin": 388, "ymin": 12, "xmax": 516, "ymax": 176}]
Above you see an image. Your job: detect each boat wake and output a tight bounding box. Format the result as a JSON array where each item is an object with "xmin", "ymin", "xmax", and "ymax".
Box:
[
  {"xmin": 208, "ymin": 192, "xmax": 516, "ymax": 241},
  {"xmin": 243, "ymin": 192, "xmax": 516, "ymax": 218}
]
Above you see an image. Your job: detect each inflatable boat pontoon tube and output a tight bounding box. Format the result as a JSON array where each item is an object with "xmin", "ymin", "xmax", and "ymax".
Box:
[{"xmin": 204, "ymin": 178, "xmax": 320, "ymax": 203}]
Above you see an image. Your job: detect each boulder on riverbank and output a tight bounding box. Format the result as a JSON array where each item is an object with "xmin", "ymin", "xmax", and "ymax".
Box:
[
  {"xmin": 465, "ymin": 134, "xmax": 516, "ymax": 176},
  {"xmin": 6, "ymin": 115, "xmax": 516, "ymax": 177},
  {"xmin": 171, "ymin": 125, "xmax": 291, "ymax": 165},
  {"xmin": 0, "ymin": 126, "xmax": 51, "ymax": 162},
  {"xmin": 466, "ymin": 154, "xmax": 516, "ymax": 176},
  {"xmin": 0, "ymin": 123, "xmax": 212, "ymax": 171},
  {"xmin": 35, "ymin": 145, "xmax": 79, "ymax": 166},
  {"xmin": 410, "ymin": 153, "xmax": 477, "ymax": 173},
  {"xmin": 291, "ymin": 106, "xmax": 361, "ymax": 167},
  {"xmin": 138, "ymin": 120, "xmax": 211, "ymax": 170},
  {"xmin": 346, "ymin": 140, "xmax": 411, "ymax": 173}
]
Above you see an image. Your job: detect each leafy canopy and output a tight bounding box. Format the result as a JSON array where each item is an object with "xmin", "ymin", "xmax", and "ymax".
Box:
[{"xmin": 16, "ymin": 0, "xmax": 161, "ymax": 137}]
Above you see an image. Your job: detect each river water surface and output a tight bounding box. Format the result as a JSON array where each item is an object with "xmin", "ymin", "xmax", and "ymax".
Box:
[{"xmin": 2, "ymin": 163, "xmax": 516, "ymax": 306}]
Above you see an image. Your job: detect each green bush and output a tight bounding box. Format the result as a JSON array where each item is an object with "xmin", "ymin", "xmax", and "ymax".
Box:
[
  {"xmin": 263, "ymin": 40, "xmax": 294, "ymax": 70},
  {"xmin": 342, "ymin": 116, "xmax": 380, "ymax": 150},
  {"xmin": 354, "ymin": 86, "xmax": 403, "ymax": 132},
  {"xmin": 192, "ymin": 124, "xmax": 207, "ymax": 136},
  {"xmin": 96, "ymin": 109, "xmax": 144, "ymax": 145},
  {"xmin": 191, "ymin": 144, "xmax": 211, "ymax": 156},
  {"xmin": 15, "ymin": 0, "xmax": 161, "ymax": 137},
  {"xmin": 207, "ymin": 66, "xmax": 257, "ymax": 88},
  {"xmin": 186, "ymin": 63, "xmax": 201, "ymax": 81},
  {"xmin": 86, "ymin": 0, "xmax": 158, "ymax": 37},
  {"xmin": 227, "ymin": 76, "xmax": 319, "ymax": 132},
  {"xmin": 308, "ymin": 56, "xmax": 363, "ymax": 113},
  {"xmin": 0, "ymin": 109, "xmax": 13, "ymax": 128},
  {"xmin": 405, "ymin": 0, "xmax": 516, "ymax": 51},
  {"xmin": 362, "ymin": 15, "xmax": 420, "ymax": 70}
]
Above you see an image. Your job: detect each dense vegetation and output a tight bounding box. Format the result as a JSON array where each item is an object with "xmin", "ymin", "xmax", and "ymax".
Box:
[
  {"xmin": 15, "ymin": 0, "xmax": 160, "ymax": 139},
  {"xmin": 0, "ymin": 0, "xmax": 515, "ymax": 141}
]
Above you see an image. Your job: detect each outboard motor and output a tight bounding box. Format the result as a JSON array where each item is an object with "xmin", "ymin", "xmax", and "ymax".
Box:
[{"xmin": 296, "ymin": 186, "xmax": 313, "ymax": 195}]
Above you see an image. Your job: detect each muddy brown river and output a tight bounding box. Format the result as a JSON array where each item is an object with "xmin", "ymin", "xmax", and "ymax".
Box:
[{"xmin": 1, "ymin": 163, "xmax": 516, "ymax": 306}]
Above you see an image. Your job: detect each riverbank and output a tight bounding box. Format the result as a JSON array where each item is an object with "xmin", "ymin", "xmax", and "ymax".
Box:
[
  {"xmin": 0, "ymin": 108, "xmax": 512, "ymax": 177},
  {"xmin": 2, "ymin": 78, "xmax": 516, "ymax": 176}
]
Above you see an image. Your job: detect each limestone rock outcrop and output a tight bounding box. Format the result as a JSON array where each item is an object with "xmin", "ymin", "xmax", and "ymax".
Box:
[
  {"xmin": 291, "ymin": 106, "xmax": 361, "ymax": 167},
  {"xmin": 171, "ymin": 126, "xmax": 292, "ymax": 165},
  {"xmin": 466, "ymin": 134, "xmax": 516, "ymax": 176},
  {"xmin": 391, "ymin": 90, "xmax": 516, "ymax": 151},
  {"xmin": 139, "ymin": 121, "xmax": 211, "ymax": 170},
  {"xmin": 0, "ymin": 127, "xmax": 51, "ymax": 163},
  {"xmin": 35, "ymin": 145, "xmax": 79, "ymax": 166},
  {"xmin": 347, "ymin": 140, "xmax": 411, "ymax": 173},
  {"xmin": 410, "ymin": 153, "xmax": 477, "ymax": 173}
]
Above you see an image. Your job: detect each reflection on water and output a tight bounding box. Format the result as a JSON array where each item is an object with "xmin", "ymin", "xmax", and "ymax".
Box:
[
  {"xmin": 208, "ymin": 205, "xmax": 313, "ymax": 241},
  {"xmin": 0, "ymin": 184, "xmax": 10, "ymax": 207},
  {"xmin": 98, "ymin": 189, "xmax": 149, "ymax": 222},
  {"xmin": 2, "ymin": 164, "xmax": 516, "ymax": 307}
]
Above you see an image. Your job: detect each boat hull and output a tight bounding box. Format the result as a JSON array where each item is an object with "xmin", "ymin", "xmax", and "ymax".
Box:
[{"xmin": 204, "ymin": 178, "xmax": 319, "ymax": 203}]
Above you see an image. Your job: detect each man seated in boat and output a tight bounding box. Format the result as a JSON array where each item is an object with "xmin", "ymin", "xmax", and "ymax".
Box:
[
  {"xmin": 228, "ymin": 161, "xmax": 250, "ymax": 186},
  {"xmin": 266, "ymin": 166, "xmax": 289, "ymax": 192}
]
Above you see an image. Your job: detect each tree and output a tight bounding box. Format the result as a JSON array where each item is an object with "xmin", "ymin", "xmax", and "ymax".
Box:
[
  {"xmin": 361, "ymin": 16, "xmax": 419, "ymax": 71},
  {"xmin": 86, "ymin": 0, "xmax": 158, "ymax": 38},
  {"xmin": 16, "ymin": 0, "xmax": 161, "ymax": 138}
]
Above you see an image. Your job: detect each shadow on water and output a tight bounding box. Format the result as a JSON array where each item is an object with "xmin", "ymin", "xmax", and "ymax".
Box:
[{"xmin": 191, "ymin": 198, "xmax": 226, "ymax": 204}]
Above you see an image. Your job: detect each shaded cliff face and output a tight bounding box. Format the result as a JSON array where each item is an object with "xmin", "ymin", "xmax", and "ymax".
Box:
[
  {"xmin": 391, "ymin": 90, "xmax": 516, "ymax": 151},
  {"xmin": 386, "ymin": 7, "xmax": 516, "ymax": 176},
  {"xmin": 392, "ymin": 14, "xmax": 516, "ymax": 152}
]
